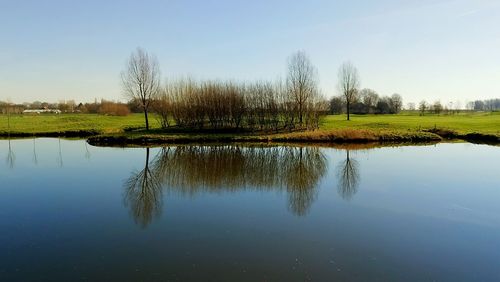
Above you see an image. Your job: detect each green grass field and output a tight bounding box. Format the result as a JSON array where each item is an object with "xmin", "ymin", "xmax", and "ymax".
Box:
[
  {"xmin": 0, "ymin": 113, "xmax": 160, "ymax": 134},
  {"xmin": 320, "ymin": 112, "xmax": 500, "ymax": 135},
  {"xmin": 1, "ymin": 112, "xmax": 499, "ymax": 138}
]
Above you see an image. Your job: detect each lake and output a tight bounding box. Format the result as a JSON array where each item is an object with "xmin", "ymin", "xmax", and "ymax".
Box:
[{"xmin": 1, "ymin": 139, "xmax": 499, "ymax": 281}]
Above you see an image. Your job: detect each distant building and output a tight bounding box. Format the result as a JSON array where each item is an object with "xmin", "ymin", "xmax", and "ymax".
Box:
[{"xmin": 23, "ymin": 109, "xmax": 62, "ymax": 114}]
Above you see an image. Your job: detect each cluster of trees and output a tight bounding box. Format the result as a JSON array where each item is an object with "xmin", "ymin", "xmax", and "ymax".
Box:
[
  {"xmin": 0, "ymin": 102, "xmax": 24, "ymax": 114},
  {"xmin": 330, "ymin": 90, "xmax": 403, "ymax": 115},
  {"xmin": 467, "ymin": 99, "xmax": 500, "ymax": 111},
  {"xmin": 0, "ymin": 100, "xmax": 79, "ymax": 113},
  {"xmin": 408, "ymin": 99, "xmax": 500, "ymax": 115},
  {"xmin": 416, "ymin": 100, "xmax": 445, "ymax": 115},
  {"xmin": 96, "ymin": 100, "xmax": 131, "ymax": 116},
  {"xmin": 123, "ymin": 49, "xmax": 327, "ymax": 131},
  {"xmin": 154, "ymin": 78, "xmax": 327, "ymax": 131},
  {"xmin": 0, "ymin": 99, "xmax": 131, "ymax": 116},
  {"xmin": 416, "ymin": 100, "xmax": 466, "ymax": 115},
  {"xmin": 73, "ymin": 100, "xmax": 130, "ymax": 116}
]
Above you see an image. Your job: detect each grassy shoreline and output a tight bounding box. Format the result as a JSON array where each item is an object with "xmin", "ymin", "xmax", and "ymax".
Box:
[
  {"xmin": 1, "ymin": 112, "xmax": 499, "ymax": 146},
  {"xmin": 85, "ymin": 129, "xmax": 443, "ymax": 147}
]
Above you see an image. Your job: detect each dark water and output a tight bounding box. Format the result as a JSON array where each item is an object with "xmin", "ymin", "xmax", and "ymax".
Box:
[{"xmin": 1, "ymin": 139, "xmax": 499, "ymax": 281}]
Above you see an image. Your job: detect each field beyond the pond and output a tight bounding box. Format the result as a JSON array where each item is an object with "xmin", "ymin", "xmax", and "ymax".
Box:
[
  {"xmin": 1, "ymin": 112, "xmax": 499, "ymax": 144},
  {"xmin": 320, "ymin": 112, "xmax": 500, "ymax": 135}
]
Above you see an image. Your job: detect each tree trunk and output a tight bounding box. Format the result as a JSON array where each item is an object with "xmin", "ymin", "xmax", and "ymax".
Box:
[
  {"xmin": 7, "ymin": 107, "xmax": 11, "ymax": 137},
  {"xmin": 144, "ymin": 109, "xmax": 149, "ymax": 130},
  {"xmin": 299, "ymin": 104, "xmax": 303, "ymax": 126},
  {"xmin": 347, "ymin": 101, "xmax": 350, "ymax": 121}
]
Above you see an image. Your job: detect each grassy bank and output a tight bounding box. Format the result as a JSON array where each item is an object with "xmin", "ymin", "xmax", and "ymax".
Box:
[
  {"xmin": 86, "ymin": 129, "xmax": 442, "ymax": 147},
  {"xmin": 320, "ymin": 111, "xmax": 500, "ymax": 135},
  {"xmin": 1, "ymin": 112, "xmax": 499, "ymax": 145},
  {"xmin": 0, "ymin": 113, "xmax": 156, "ymax": 136}
]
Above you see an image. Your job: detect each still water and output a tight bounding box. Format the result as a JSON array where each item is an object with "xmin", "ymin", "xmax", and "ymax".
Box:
[{"xmin": 0, "ymin": 139, "xmax": 499, "ymax": 281}]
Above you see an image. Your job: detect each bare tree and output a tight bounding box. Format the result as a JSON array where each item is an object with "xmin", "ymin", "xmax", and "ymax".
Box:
[
  {"xmin": 432, "ymin": 101, "xmax": 443, "ymax": 115},
  {"xmin": 32, "ymin": 138, "xmax": 38, "ymax": 165},
  {"xmin": 338, "ymin": 62, "xmax": 360, "ymax": 120},
  {"xmin": 284, "ymin": 147, "xmax": 326, "ymax": 215},
  {"xmin": 124, "ymin": 148, "xmax": 163, "ymax": 228},
  {"xmin": 153, "ymin": 86, "xmax": 172, "ymax": 129},
  {"xmin": 84, "ymin": 142, "xmax": 91, "ymax": 160},
  {"xmin": 276, "ymin": 78, "xmax": 295, "ymax": 129},
  {"xmin": 122, "ymin": 48, "xmax": 161, "ymax": 130},
  {"xmin": 150, "ymin": 53, "xmax": 326, "ymax": 132},
  {"xmin": 359, "ymin": 88, "xmax": 379, "ymax": 113},
  {"xmin": 6, "ymin": 100, "xmax": 12, "ymax": 137},
  {"xmin": 57, "ymin": 138, "xmax": 63, "ymax": 168},
  {"xmin": 6, "ymin": 138, "xmax": 15, "ymax": 169},
  {"xmin": 329, "ymin": 96, "xmax": 344, "ymax": 114},
  {"xmin": 228, "ymin": 82, "xmax": 246, "ymax": 129},
  {"xmin": 336, "ymin": 150, "xmax": 359, "ymax": 200},
  {"xmin": 390, "ymin": 93, "xmax": 403, "ymax": 113},
  {"xmin": 419, "ymin": 100, "xmax": 427, "ymax": 116},
  {"xmin": 287, "ymin": 51, "xmax": 318, "ymax": 126}
]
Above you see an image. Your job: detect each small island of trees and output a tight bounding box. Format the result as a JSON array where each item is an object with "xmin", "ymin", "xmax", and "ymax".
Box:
[
  {"xmin": 119, "ymin": 47, "xmax": 407, "ymax": 132},
  {"xmin": 122, "ymin": 48, "xmax": 329, "ymax": 132}
]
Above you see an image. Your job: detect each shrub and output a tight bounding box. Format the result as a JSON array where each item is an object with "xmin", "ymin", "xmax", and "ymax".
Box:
[{"xmin": 99, "ymin": 101, "xmax": 130, "ymax": 116}]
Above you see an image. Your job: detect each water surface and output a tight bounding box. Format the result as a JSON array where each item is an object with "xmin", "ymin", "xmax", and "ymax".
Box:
[{"xmin": 1, "ymin": 139, "xmax": 499, "ymax": 281}]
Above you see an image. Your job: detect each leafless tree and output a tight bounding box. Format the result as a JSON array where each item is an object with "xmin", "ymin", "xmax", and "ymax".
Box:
[
  {"xmin": 419, "ymin": 100, "xmax": 427, "ymax": 116},
  {"xmin": 84, "ymin": 142, "xmax": 91, "ymax": 160},
  {"xmin": 6, "ymin": 138, "xmax": 15, "ymax": 169},
  {"xmin": 57, "ymin": 138, "xmax": 63, "ymax": 168},
  {"xmin": 153, "ymin": 87, "xmax": 172, "ymax": 129},
  {"xmin": 359, "ymin": 88, "xmax": 379, "ymax": 113},
  {"xmin": 228, "ymin": 82, "xmax": 246, "ymax": 129},
  {"xmin": 336, "ymin": 150, "xmax": 359, "ymax": 200},
  {"xmin": 276, "ymin": 78, "xmax": 296, "ymax": 129},
  {"xmin": 122, "ymin": 47, "xmax": 161, "ymax": 130},
  {"xmin": 287, "ymin": 51, "xmax": 318, "ymax": 126},
  {"xmin": 390, "ymin": 93, "xmax": 403, "ymax": 113},
  {"xmin": 6, "ymin": 100, "xmax": 12, "ymax": 137},
  {"xmin": 32, "ymin": 138, "xmax": 38, "ymax": 165},
  {"xmin": 329, "ymin": 96, "xmax": 344, "ymax": 115},
  {"xmin": 151, "ymin": 52, "xmax": 326, "ymax": 132},
  {"xmin": 338, "ymin": 62, "xmax": 360, "ymax": 120},
  {"xmin": 284, "ymin": 147, "xmax": 326, "ymax": 215},
  {"xmin": 432, "ymin": 101, "xmax": 443, "ymax": 115},
  {"xmin": 124, "ymin": 148, "xmax": 163, "ymax": 228}
]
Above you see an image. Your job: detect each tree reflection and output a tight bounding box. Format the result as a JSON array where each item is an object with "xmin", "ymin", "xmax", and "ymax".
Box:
[
  {"xmin": 123, "ymin": 145, "xmax": 327, "ymax": 227},
  {"xmin": 336, "ymin": 150, "xmax": 360, "ymax": 200},
  {"xmin": 283, "ymin": 147, "xmax": 326, "ymax": 215},
  {"xmin": 56, "ymin": 138, "xmax": 63, "ymax": 168},
  {"xmin": 84, "ymin": 142, "xmax": 91, "ymax": 160},
  {"xmin": 6, "ymin": 138, "xmax": 15, "ymax": 169},
  {"xmin": 32, "ymin": 138, "xmax": 38, "ymax": 165},
  {"xmin": 124, "ymin": 148, "xmax": 162, "ymax": 228}
]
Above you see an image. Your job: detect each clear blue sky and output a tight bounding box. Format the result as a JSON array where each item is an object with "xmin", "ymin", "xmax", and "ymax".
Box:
[{"xmin": 1, "ymin": 0, "xmax": 499, "ymax": 105}]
